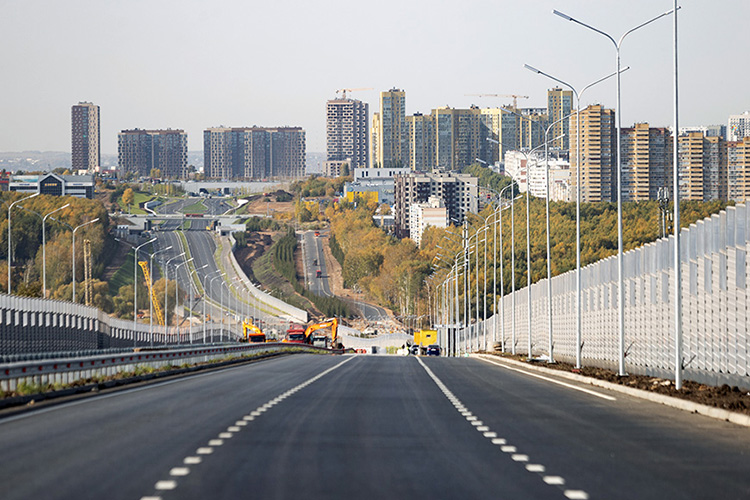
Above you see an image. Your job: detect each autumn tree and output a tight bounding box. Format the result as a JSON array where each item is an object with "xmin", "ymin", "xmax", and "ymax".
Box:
[{"xmin": 122, "ymin": 188, "xmax": 135, "ymax": 213}]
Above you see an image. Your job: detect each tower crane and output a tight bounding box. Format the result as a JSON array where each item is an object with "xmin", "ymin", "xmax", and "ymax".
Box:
[
  {"xmin": 465, "ymin": 94, "xmax": 529, "ymax": 109},
  {"xmin": 335, "ymin": 87, "xmax": 373, "ymax": 99}
]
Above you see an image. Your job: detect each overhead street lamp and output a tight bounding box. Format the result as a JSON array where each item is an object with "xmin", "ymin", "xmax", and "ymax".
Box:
[
  {"xmin": 209, "ymin": 272, "xmax": 227, "ymax": 342},
  {"xmin": 41, "ymin": 203, "xmax": 70, "ymax": 297},
  {"xmin": 70, "ymin": 218, "xmax": 101, "ymax": 303},
  {"xmin": 7, "ymin": 192, "xmax": 39, "ymax": 293},
  {"xmin": 490, "ymin": 182, "xmax": 516, "ymax": 351},
  {"xmin": 189, "ymin": 263, "xmax": 209, "ymax": 342},
  {"xmin": 203, "ymin": 270, "xmax": 221, "ymax": 343},
  {"xmin": 149, "ymin": 245, "xmax": 173, "ymax": 344},
  {"xmin": 524, "ymin": 66, "xmax": 627, "ymax": 367},
  {"xmin": 553, "ymin": 5, "xmax": 677, "ymax": 376},
  {"xmin": 132, "ymin": 237, "xmax": 157, "ymax": 331},
  {"xmin": 165, "ymin": 252, "xmax": 187, "ymax": 339},
  {"xmin": 489, "ymin": 136, "xmax": 558, "ymax": 358},
  {"xmin": 174, "ymin": 257, "xmax": 194, "ymax": 341}
]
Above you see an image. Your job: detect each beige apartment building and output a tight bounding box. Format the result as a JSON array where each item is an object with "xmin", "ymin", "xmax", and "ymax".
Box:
[
  {"xmin": 620, "ymin": 123, "xmax": 672, "ymax": 202},
  {"xmin": 548, "ymin": 88, "xmax": 573, "ymax": 151},
  {"xmin": 569, "ymin": 105, "xmax": 616, "ymax": 202},
  {"xmin": 677, "ymin": 132, "xmax": 727, "ymax": 201}
]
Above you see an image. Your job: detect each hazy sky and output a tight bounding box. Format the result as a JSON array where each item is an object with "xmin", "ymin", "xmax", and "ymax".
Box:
[{"xmin": 1, "ymin": 0, "xmax": 748, "ymax": 155}]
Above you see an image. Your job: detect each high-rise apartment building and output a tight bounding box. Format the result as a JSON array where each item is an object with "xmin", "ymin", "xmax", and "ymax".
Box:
[
  {"xmin": 118, "ymin": 129, "xmax": 187, "ymax": 178},
  {"xmin": 71, "ymin": 102, "xmax": 100, "ymax": 173},
  {"xmin": 370, "ymin": 112, "xmax": 380, "ymax": 168},
  {"xmin": 548, "ymin": 88, "xmax": 573, "ymax": 151},
  {"xmin": 519, "ymin": 107, "xmax": 547, "ymax": 151},
  {"xmin": 677, "ymin": 132, "xmax": 727, "ymax": 201},
  {"xmin": 728, "ymin": 111, "xmax": 750, "ymax": 142},
  {"xmin": 326, "ymin": 98, "xmax": 369, "ymax": 169},
  {"xmin": 430, "ymin": 106, "xmax": 482, "ymax": 171},
  {"xmin": 204, "ymin": 127, "xmax": 305, "ymax": 180},
  {"xmin": 569, "ymin": 105, "xmax": 616, "ymax": 202},
  {"xmin": 728, "ymin": 137, "xmax": 750, "ymax": 202},
  {"xmin": 393, "ymin": 171, "xmax": 477, "ymax": 239},
  {"xmin": 378, "ymin": 88, "xmax": 406, "ymax": 168},
  {"xmin": 405, "ymin": 113, "xmax": 435, "ymax": 172},
  {"xmin": 620, "ymin": 123, "xmax": 672, "ymax": 201}
]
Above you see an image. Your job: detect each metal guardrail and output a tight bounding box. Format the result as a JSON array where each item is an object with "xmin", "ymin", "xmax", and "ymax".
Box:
[{"xmin": 0, "ymin": 342, "xmax": 328, "ymax": 393}]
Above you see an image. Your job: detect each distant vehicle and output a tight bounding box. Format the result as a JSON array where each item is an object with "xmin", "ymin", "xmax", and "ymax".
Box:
[
  {"xmin": 426, "ymin": 345, "xmax": 441, "ymax": 356},
  {"xmin": 314, "ymin": 231, "xmax": 320, "ymax": 236},
  {"xmin": 313, "ymin": 259, "xmax": 318, "ymax": 266},
  {"xmin": 284, "ymin": 324, "xmax": 307, "ymax": 343},
  {"xmin": 316, "ymin": 270, "xmax": 322, "ymax": 278},
  {"xmin": 409, "ymin": 345, "xmax": 421, "ymax": 356}
]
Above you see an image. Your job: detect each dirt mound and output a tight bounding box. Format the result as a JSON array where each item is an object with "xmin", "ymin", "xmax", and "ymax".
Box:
[{"xmin": 234, "ymin": 232, "xmax": 273, "ymax": 282}]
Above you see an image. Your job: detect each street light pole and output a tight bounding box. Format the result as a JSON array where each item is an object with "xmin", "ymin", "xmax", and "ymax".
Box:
[
  {"xmin": 149, "ymin": 245, "xmax": 172, "ymax": 345},
  {"xmin": 174, "ymin": 256, "xmax": 194, "ymax": 341},
  {"xmin": 203, "ymin": 270, "xmax": 220, "ymax": 343},
  {"xmin": 189, "ymin": 263, "xmax": 209, "ymax": 342},
  {"xmin": 553, "ymin": 5, "xmax": 677, "ymax": 375},
  {"xmin": 165, "ymin": 252, "xmax": 187, "ymax": 342},
  {"xmin": 524, "ymin": 64, "xmax": 626, "ymax": 367},
  {"xmin": 672, "ymin": 0, "xmax": 683, "ymax": 390},
  {"xmin": 133, "ymin": 237, "xmax": 157, "ymax": 331},
  {"xmin": 7, "ymin": 192, "xmax": 39, "ymax": 294},
  {"xmin": 73, "ymin": 218, "xmax": 101, "ymax": 303},
  {"xmin": 42, "ymin": 203, "xmax": 69, "ymax": 297}
]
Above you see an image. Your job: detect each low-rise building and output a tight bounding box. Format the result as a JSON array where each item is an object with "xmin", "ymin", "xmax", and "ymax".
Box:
[
  {"xmin": 409, "ymin": 196, "xmax": 447, "ymax": 247},
  {"xmin": 9, "ymin": 173, "xmax": 94, "ymax": 199}
]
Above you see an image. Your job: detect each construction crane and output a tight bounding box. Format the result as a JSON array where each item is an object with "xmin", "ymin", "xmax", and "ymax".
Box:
[
  {"xmin": 465, "ymin": 94, "xmax": 529, "ymax": 109},
  {"xmin": 335, "ymin": 87, "xmax": 373, "ymax": 100},
  {"xmin": 138, "ymin": 261, "xmax": 165, "ymax": 326}
]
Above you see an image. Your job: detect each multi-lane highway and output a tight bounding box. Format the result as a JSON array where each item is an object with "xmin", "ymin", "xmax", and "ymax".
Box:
[{"xmin": 2, "ymin": 355, "xmax": 749, "ymax": 499}]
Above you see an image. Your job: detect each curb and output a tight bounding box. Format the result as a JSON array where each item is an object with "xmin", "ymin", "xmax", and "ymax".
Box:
[{"xmin": 472, "ymin": 354, "xmax": 750, "ymax": 428}]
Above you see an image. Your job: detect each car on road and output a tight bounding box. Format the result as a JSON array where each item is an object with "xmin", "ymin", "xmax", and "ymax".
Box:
[
  {"xmin": 409, "ymin": 345, "xmax": 421, "ymax": 356},
  {"xmin": 426, "ymin": 345, "xmax": 441, "ymax": 356}
]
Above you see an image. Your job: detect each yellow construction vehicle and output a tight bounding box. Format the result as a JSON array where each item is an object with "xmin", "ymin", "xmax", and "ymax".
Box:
[
  {"xmin": 138, "ymin": 261, "xmax": 165, "ymax": 325},
  {"xmin": 304, "ymin": 318, "xmax": 339, "ymax": 348},
  {"xmin": 242, "ymin": 319, "xmax": 266, "ymax": 343}
]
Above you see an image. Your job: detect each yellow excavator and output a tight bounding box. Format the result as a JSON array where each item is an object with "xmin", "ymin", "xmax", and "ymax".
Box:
[
  {"xmin": 242, "ymin": 319, "xmax": 266, "ymax": 343},
  {"xmin": 304, "ymin": 318, "xmax": 339, "ymax": 348}
]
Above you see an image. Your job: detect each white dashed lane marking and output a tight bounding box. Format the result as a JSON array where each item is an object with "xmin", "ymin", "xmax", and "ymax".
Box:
[
  {"xmin": 141, "ymin": 356, "xmax": 357, "ymax": 500},
  {"xmin": 416, "ymin": 357, "xmax": 590, "ymax": 500}
]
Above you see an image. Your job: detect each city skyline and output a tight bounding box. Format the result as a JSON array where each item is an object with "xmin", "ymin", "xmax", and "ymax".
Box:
[{"xmin": 1, "ymin": 0, "xmax": 748, "ymax": 155}]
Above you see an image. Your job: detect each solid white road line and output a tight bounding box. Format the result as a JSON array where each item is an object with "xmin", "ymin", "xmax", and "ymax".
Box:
[{"xmin": 478, "ymin": 356, "xmax": 617, "ymax": 401}]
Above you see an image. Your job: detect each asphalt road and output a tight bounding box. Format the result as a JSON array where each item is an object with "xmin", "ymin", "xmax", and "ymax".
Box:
[
  {"xmin": 301, "ymin": 230, "xmax": 390, "ymax": 322},
  {"xmin": 302, "ymin": 230, "xmax": 331, "ymax": 297},
  {"xmin": 150, "ymin": 231, "xmax": 274, "ymax": 331},
  {"xmin": 3, "ymin": 355, "xmax": 749, "ymax": 500}
]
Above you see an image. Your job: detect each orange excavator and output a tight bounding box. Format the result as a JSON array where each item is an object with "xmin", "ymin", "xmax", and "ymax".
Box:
[{"xmin": 304, "ymin": 318, "xmax": 339, "ymax": 348}]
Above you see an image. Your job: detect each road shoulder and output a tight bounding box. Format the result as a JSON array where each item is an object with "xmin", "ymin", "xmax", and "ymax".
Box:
[{"xmin": 473, "ymin": 354, "xmax": 750, "ymax": 428}]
